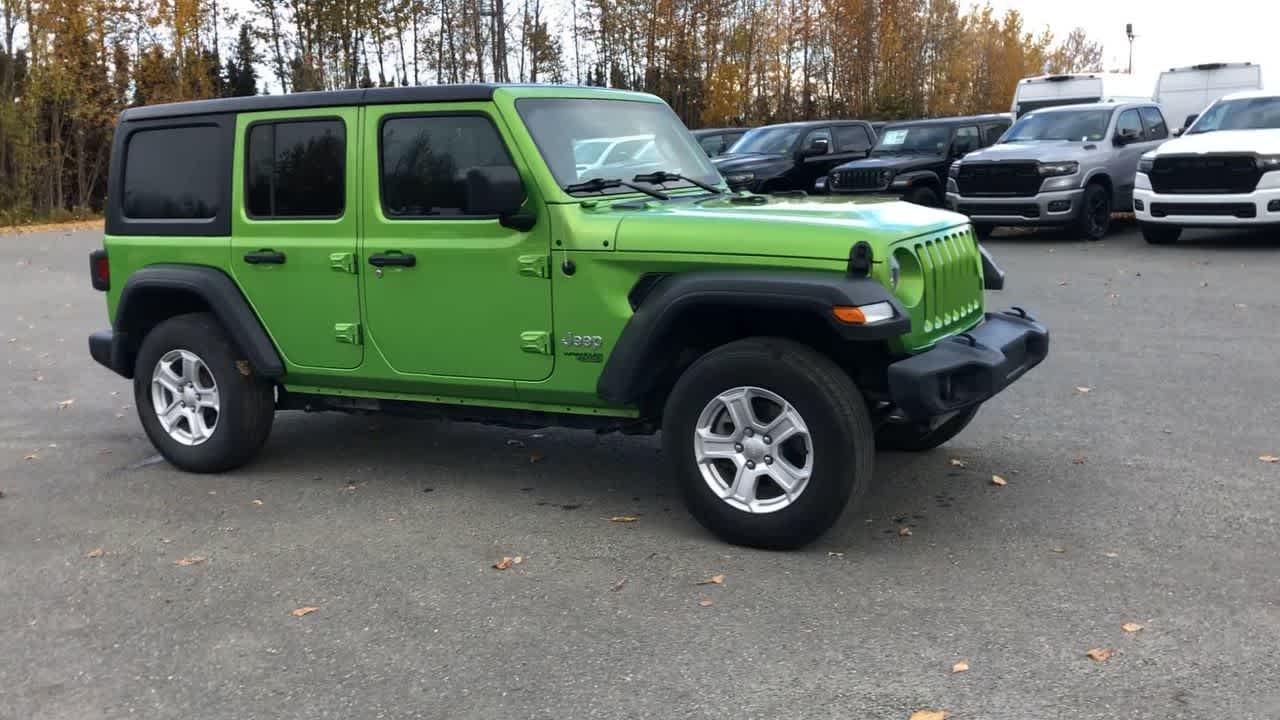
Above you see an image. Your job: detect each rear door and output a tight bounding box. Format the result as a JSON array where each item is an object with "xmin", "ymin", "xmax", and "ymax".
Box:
[
  {"xmin": 1111, "ymin": 108, "xmax": 1148, "ymax": 205},
  {"xmin": 360, "ymin": 104, "xmax": 554, "ymax": 382},
  {"xmin": 231, "ymin": 108, "xmax": 362, "ymax": 370}
]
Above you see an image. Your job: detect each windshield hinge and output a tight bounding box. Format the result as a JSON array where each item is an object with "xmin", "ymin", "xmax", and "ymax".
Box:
[{"xmin": 518, "ymin": 254, "xmax": 551, "ymax": 279}]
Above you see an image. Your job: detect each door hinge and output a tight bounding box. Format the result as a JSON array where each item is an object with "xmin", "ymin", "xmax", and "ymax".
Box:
[
  {"xmin": 334, "ymin": 322, "xmax": 362, "ymax": 345},
  {"xmin": 518, "ymin": 254, "xmax": 550, "ymax": 279},
  {"xmin": 329, "ymin": 252, "xmax": 356, "ymax": 274},
  {"xmin": 519, "ymin": 330, "xmax": 551, "ymax": 355}
]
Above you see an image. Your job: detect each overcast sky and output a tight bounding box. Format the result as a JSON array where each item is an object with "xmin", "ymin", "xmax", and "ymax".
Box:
[{"xmin": 980, "ymin": 0, "xmax": 1275, "ymax": 89}]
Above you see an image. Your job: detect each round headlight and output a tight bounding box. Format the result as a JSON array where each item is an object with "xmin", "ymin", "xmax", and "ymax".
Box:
[
  {"xmin": 889, "ymin": 254, "xmax": 901, "ymax": 288},
  {"xmin": 881, "ymin": 169, "xmax": 894, "ymax": 184}
]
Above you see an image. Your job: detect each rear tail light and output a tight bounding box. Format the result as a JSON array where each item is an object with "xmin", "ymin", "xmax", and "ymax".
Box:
[{"xmin": 89, "ymin": 249, "xmax": 109, "ymax": 291}]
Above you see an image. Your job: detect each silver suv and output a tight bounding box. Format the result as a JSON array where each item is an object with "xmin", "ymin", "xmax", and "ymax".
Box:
[{"xmin": 946, "ymin": 102, "xmax": 1170, "ymax": 240}]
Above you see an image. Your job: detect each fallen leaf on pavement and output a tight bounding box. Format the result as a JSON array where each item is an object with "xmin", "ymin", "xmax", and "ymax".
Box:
[
  {"xmin": 1075, "ymin": 386, "xmax": 1091, "ymax": 394},
  {"xmin": 1235, "ymin": 303, "xmax": 1247, "ymax": 310},
  {"xmin": 1058, "ymin": 280, "xmax": 1069, "ymax": 286},
  {"xmin": 235, "ymin": 361, "xmax": 251, "ymax": 376},
  {"xmin": 1260, "ymin": 455, "xmax": 1279, "ymax": 464},
  {"xmin": 86, "ymin": 547, "xmax": 104, "ymax": 559},
  {"xmin": 1072, "ymin": 456, "xmax": 1086, "ymax": 464},
  {"xmin": 1051, "ymin": 546, "xmax": 1067, "ymax": 553},
  {"xmin": 529, "ymin": 451, "xmax": 544, "ymax": 464},
  {"xmin": 291, "ymin": 606, "xmax": 318, "ymax": 617},
  {"xmin": 698, "ymin": 597, "xmax": 714, "ymax": 608},
  {"xmin": 611, "ymin": 578, "xmax": 627, "ymax": 592},
  {"xmin": 1121, "ymin": 622, "xmax": 1144, "ymax": 633},
  {"xmin": 696, "ymin": 574, "xmax": 726, "ymax": 586},
  {"xmin": 175, "ymin": 555, "xmax": 206, "ymax": 566},
  {"xmin": 909, "ymin": 710, "xmax": 948, "ymax": 720},
  {"xmin": 1086, "ymin": 647, "xmax": 1113, "ymax": 662},
  {"xmin": 512, "ymin": 556, "xmax": 524, "ymax": 565},
  {"xmin": 251, "ymin": 499, "xmax": 263, "ymax": 506},
  {"xmin": 23, "ymin": 452, "xmax": 37, "ymax": 461},
  {"xmin": 609, "ymin": 515, "xmax": 638, "ymax": 523},
  {"xmin": 494, "ymin": 556, "xmax": 515, "ymax": 570},
  {"xmin": 0, "ymin": 489, "xmax": 5, "ymax": 499},
  {"xmin": 951, "ymin": 660, "xmax": 969, "ymax": 674},
  {"xmin": 991, "ymin": 474, "xmax": 1007, "ymax": 487},
  {"xmin": 898, "ymin": 526, "xmax": 912, "ymax": 537},
  {"xmin": 1102, "ymin": 551, "xmax": 1119, "ymax": 558},
  {"xmin": 827, "ymin": 551, "xmax": 845, "ymax": 558},
  {"xmin": 948, "ymin": 458, "xmax": 966, "ymax": 468},
  {"xmin": 57, "ymin": 398, "xmax": 75, "ymax": 409}
]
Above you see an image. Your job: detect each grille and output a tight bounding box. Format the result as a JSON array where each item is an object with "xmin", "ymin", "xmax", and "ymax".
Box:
[
  {"xmin": 1148, "ymin": 155, "xmax": 1261, "ymax": 194},
  {"xmin": 959, "ymin": 203, "xmax": 1040, "ymax": 218},
  {"xmin": 911, "ymin": 228, "xmax": 984, "ymax": 337},
  {"xmin": 831, "ymin": 168, "xmax": 888, "ymax": 191},
  {"xmin": 1150, "ymin": 202, "xmax": 1256, "ymax": 219},
  {"xmin": 956, "ymin": 162, "xmax": 1042, "ymax": 197}
]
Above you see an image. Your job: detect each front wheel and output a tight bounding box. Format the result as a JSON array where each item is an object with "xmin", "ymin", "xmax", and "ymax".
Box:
[
  {"xmin": 904, "ymin": 185, "xmax": 941, "ymax": 207},
  {"xmin": 1074, "ymin": 183, "xmax": 1112, "ymax": 241},
  {"xmin": 1141, "ymin": 223, "xmax": 1182, "ymax": 245},
  {"xmin": 133, "ymin": 313, "xmax": 276, "ymax": 473},
  {"xmin": 972, "ymin": 222, "xmax": 995, "ymax": 239},
  {"xmin": 661, "ymin": 338, "xmax": 874, "ymax": 549}
]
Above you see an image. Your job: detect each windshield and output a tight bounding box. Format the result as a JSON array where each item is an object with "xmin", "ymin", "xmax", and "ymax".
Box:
[
  {"xmin": 1004, "ymin": 109, "xmax": 1112, "ymax": 142},
  {"xmin": 1188, "ymin": 96, "xmax": 1280, "ymax": 133},
  {"xmin": 517, "ymin": 98, "xmax": 719, "ymax": 193},
  {"xmin": 727, "ymin": 126, "xmax": 803, "ymax": 155},
  {"xmin": 874, "ymin": 125, "xmax": 951, "ymax": 154}
]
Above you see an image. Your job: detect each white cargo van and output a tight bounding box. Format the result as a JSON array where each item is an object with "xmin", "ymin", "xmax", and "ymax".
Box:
[
  {"xmin": 1155, "ymin": 63, "xmax": 1263, "ymax": 134},
  {"xmin": 1011, "ymin": 73, "xmax": 1151, "ymax": 117}
]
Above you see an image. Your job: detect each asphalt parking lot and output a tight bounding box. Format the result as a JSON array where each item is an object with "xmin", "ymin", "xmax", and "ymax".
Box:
[{"xmin": 2, "ymin": 222, "xmax": 1279, "ymax": 719}]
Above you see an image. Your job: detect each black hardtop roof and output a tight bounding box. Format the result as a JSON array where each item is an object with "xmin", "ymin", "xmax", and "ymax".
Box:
[
  {"xmin": 749, "ymin": 119, "xmax": 871, "ymax": 130},
  {"xmin": 121, "ymin": 84, "xmax": 497, "ymax": 122},
  {"xmin": 691, "ymin": 127, "xmax": 748, "ymax": 135},
  {"xmin": 881, "ymin": 113, "xmax": 1011, "ymax": 130}
]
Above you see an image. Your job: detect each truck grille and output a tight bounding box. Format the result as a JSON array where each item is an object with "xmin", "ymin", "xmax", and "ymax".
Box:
[
  {"xmin": 956, "ymin": 162, "xmax": 1042, "ymax": 197},
  {"xmin": 1148, "ymin": 155, "xmax": 1261, "ymax": 194},
  {"xmin": 1150, "ymin": 202, "xmax": 1256, "ymax": 218},
  {"xmin": 893, "ymin": 226, "xmax": 985, "ymax": 352},
  {"xmin": 831, "ymin": 168, "xmax": 888, "ymax": 191}
]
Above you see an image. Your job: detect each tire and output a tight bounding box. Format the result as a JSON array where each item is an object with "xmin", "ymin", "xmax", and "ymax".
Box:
[
  {"xmin": 1075, "ymin": 182, "xmax": 1112, "ymax": 241},
  {"xmin": 903, "ymin": 185, "xmax": 941, "ymax": 207},
  {"xmin": 972, "ymin": 222, "xmax": 995, "ymax": 239},
  {"xmin": 876, "ymin": 407, "xmax": 979, "ymax": 452},
  {"xmin": 132, "ymin": 312, "xmax": 275, "ymax": 473},
  {"xmin": 1141, "ymin": 223, "xmax": 1181, "ymax": 245},
  {"xmin": 661, "ymin": 337, "xmax": 874, "ymax": 549}
]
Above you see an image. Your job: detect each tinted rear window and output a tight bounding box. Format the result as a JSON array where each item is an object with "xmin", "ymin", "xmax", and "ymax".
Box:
[
  {"xmin": 246, "ymin": 119, "xmax": 345, "ymax": 218},
  {"xmin": 123, "ymin": 126, "xmax": 221, "ymax": 219}
]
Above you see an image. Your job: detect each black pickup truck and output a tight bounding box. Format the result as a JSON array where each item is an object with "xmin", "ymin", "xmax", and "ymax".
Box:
[
  {"xmin": 822, "ymin": 114, "xmax": 1011, "ymax": 206},
  {"xmin": 712, "ymin": 120, "xmax": 878, "ymax": 193}
]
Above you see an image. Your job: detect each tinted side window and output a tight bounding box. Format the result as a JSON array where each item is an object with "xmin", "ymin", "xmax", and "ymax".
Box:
[
  {"xmin": 1139, "ymin": 107, "xmax": 1168, "ymax": 140},
  {"xmin": 698, "ymin": 134, "xmax": 723, "ymax": 155},
  {"xmin": 246, "ymin": 119, "xmax": 345, "ymax": 218},
  {"xmin": 981, "ymin": 121, "xmax": 1009, "ymax": 146},
  {"xmin": 952, "ymin": 126, "xmax": 981, "ymax": 154},
  {"xmin": 835, "ymin": 125, "xmax": 872, "ymax": 153},
  {"xmin": 380, "ymin": 114, "xmax": 519, "ymax": 218},
  {"xmin": 1116, "ymin": 109, "xmax": 1143, "ymax": 138},
  {"xmin": 802, "ymin": 127, "xmax": 833, "ymax": 153},
  {"xmin": 123, "ymin": 126, "xmax": 221, "ymax": 219}
]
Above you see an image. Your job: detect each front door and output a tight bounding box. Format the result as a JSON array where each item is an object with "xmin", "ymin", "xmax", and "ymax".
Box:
[
  {"xmin": 231, "ymin": 108, "xmax": 362, "ymax": 370},
  {"xmin": 360, "ymin": 104, "xmax": 554, "ymax": 382}
]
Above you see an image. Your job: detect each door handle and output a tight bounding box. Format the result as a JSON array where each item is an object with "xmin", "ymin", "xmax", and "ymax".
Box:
[
  {"xmin": 368, "ymin": 252, "xmax": 416, "ymax": 268},
  {"xmin": 243, "ymin": 249, "xmax": 286, "ymax": 265}
]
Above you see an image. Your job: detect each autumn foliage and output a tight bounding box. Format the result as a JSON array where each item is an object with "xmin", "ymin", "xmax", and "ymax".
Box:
[{"xmin": 0, "ymin": 0, "xmax": 1101, "ymax": 223}]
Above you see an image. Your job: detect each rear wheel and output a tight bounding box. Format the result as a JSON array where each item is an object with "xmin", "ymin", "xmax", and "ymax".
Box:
[
  {"xmin": 903, "ymin": 185, "xmax": 941, "ymax": 207},
  {"xmin": 876, "ymin": 407, "xmax": 979, "ymax": 452},
  {"xmin": 1141, "ymin": 223, "xmax": 1182, "ymax": 245},
  {"xmin": 133, "ymin": 313, "xmax": 275, "ymax": 473},
  {"xmin": 1075, "ymin": 182, "xmax": 1112, "ymax": 241},
  {"xmin": 662, "ymin": 338, "xmax": 874, "ymax": 549}
]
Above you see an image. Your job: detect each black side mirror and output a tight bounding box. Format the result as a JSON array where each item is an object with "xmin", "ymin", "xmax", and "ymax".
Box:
[
  {"xmin": 799, "ymin": 138, "xmax": 829, "ymax": 159},
  {"xmin": 1172, "ymin": 127, "xmax": 1184, "ymax": 137},
  {"xmin": 1115, "ymin": 127, "xmax": 1140, "ymax": 146},
  {"xmin": 462, "ymin": 165, "xmax": 534, "ymax": 230}
]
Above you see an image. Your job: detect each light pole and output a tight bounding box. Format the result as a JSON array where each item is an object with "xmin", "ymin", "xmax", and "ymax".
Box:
[{"xmin": 1126, "ymin": 23, "xmax": 1136, "ymax": 74}]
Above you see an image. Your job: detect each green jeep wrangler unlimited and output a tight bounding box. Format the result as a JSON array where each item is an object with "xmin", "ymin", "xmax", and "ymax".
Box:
[{"xmin": 88, "ymin": 84, "xmax": 1048, "ymax": 549}]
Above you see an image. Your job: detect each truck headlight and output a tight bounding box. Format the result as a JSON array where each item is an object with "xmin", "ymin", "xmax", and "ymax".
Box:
[
  {"xmin": 1138, "ymin": 153, "xmax": 1155, "ymax": 174},
  {"xmin": 881, "ymin": 169, "xmax": 895, "ymax": 184},
  {"xmin": 725, "ymin": 172, "xmax": 755, "ymax": 185},
  {"xmin": 1037, "ymin": 161, "xmax": 1079, "ymax": 177},
  {"xmin": 832, "ymin": 301, "xmax": 896, "ymax": 325},
  {"xmin": 1256, "ymin": 155, "xmax": 1280, "ymax": 172},
  {"xmin": 948, "ymin": 161, "xmax": 961, "ymax": 179}
]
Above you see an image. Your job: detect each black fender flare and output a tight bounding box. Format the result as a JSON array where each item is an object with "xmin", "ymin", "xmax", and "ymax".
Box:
[
  {"xmin": 596, "ymin": 271, "xmax": 909, "ymax": 405},
  {"xmin": 892, "ymin": 169, "xmax": 944, "ymax": 193},
  {"xmin": 113, "ymin": 264, "xmax": 285, "ymax": 378}
]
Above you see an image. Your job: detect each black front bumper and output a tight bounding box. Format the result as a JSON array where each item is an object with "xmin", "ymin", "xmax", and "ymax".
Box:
[
  {"xmin": 887, "ymin": 309, "xmax": 1048, "ymax": 420},
  {"xmin": 89, "ymin": 329, "xmax": 133, "ymax": 378}
]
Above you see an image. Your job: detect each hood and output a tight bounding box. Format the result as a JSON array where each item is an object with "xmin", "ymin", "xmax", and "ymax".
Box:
[
  {"xmin": 960, "ymin": 140, "xmax": 1104, "ymax": 163},
  {"xmin": 1151, "ymin": 128, "xmax": 1280, "ymax": 156},
  {"xmin": 611, "ymin": 194, "xmax": 968, "ymax": 259},
  {"xmin": 832, "ymin": 153, "xmax": 943, "ymax": 173},
  {"xmin": 711, "ymin": 153, "xmax": 791, "ymax": 176}
]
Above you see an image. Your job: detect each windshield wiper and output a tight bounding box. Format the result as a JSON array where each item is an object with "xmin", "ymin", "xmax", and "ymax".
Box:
[
  {"xmin": 563, "ymin": 177, "xmax": 669, "ymax": 200},
  {"xmin": 633, "ymin": 170, "xmax": 725, "ymax": 194}
]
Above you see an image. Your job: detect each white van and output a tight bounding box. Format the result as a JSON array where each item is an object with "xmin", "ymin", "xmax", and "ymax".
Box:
[
  {"xmin": 1011, "ymin": 73, "xmax": 1151, "ymax": 118},
  {"xmin": 1155, "ymin": 63, "xmax": 1263, "ymax": 134}
]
